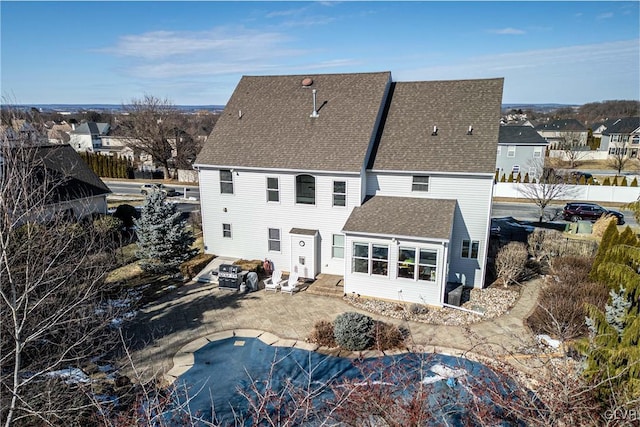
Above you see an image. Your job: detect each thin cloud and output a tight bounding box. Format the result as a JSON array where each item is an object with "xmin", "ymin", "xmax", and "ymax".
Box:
[
  {"xmin": 400, "ymin": 39, "xmax": 639, "ymax": 80},
  {"xmin": 488, "ymin": 28, "xmax": 526, "ymax": 35},
  {"xmin": 597, "ymin": 12, "xmax": 614, "ymax": 20},
  {"xmin": 97, "ymin": 27, "xmax": 292, "ymax": 60}
]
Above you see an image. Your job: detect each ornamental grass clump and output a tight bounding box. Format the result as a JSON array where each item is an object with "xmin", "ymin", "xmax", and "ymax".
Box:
[{"xmin": 333, "ymin": 312, "xmax": 374, "ymax": 351}]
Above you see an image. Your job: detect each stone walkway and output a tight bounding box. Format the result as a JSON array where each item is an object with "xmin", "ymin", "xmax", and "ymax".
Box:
[{"xmin": 123, "ymin": 278, "xmax": 543, "ymax": 380}]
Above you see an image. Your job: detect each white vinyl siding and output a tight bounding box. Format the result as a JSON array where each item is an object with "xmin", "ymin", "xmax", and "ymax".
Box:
[
  {"xmin": 366, "ymin": 172, "xmax": 493, "ymax": 288},
  {"xmin": 343, "ymin": 234, "xmax": 446, "ymax": 305},
  {"xmin": 198, "ymin": 168, "xmax": 361, "ymax": 275}
]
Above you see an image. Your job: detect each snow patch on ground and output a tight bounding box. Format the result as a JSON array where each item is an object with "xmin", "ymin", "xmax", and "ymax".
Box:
[
  {"xmin": 46, "ymin": 368, "xmax": 91, "ymax": 384},
  {"xmin": 422, "ymin": 364, "xmax": 468, "ymax": 384},
  {"xmin": 536, "ymin": 334, "xmax": 561, "ymax": 349}
]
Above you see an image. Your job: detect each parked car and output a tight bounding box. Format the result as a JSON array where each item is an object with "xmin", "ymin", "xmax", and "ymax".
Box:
[
  {"xmin": 568, "ymin": 171, "xmax": 598, "ymax": 184},
  {"xmin": 140, "ymin": 183, "xmax": 177, "ymax": 196},
  {"xmin": 491, "ymin": 217, "xmax": 535, "ymax": 241},
  {"xmin": 562, "ymin": 202, "xmax": 624, "ymax": 224}
]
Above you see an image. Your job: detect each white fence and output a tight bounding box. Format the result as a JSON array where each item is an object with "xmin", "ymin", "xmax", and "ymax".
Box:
[
  {"xmin": 494, "ymin": 182, "xmax": 640, "ymax": 204},
  {"xmin": 177, "ymin": 169, "xmax": 199, "ymax": 183},
  {"xmin": 548, "ymin": 150, "xmax": 609, "ymax": 161}
]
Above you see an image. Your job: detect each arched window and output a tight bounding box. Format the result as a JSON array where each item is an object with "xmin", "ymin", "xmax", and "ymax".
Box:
[{"xmin": 296, "ymin": 174, "xmax": 315, "ymax": 205}]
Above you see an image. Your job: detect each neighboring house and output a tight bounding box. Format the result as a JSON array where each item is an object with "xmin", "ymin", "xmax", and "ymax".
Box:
[
  {"xmin": 589, "ymin": 118, "xmax": 619, "ymax": 140},
  {"xmin": 496, "ymin": 125, "xmax": 549, "ymax": 180},
  {"xmin": 535, "ymin": 118, "xmax": 587, "ymax": 149},
  {"xmin": 1, "ymin": 119, "xmax": 46, "ymax": 145},
  {"xmin": 69, "ymin": 122, "xmax": 111, "ymax": 151},
  {"xmin": 194, "ymin": 72, "xmax": 503, "ymax": 306},
  {"xmin": 600, "ymin": 117, "xmax": 640, "ymax": 158},
  {"xmin": 45, "ymin": 121, "xmax": 72, "ymax": 144},
  {"xmin": 6, "ymin": 144, "xmax": 111, "ymax": 223}
]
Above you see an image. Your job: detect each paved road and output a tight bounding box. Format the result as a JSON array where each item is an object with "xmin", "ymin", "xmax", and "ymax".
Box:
[
  {"xmin": 104, "ymin": 180, "xmax": 200, "ymax": 201},
  {"xmin": 103, "ymin": 181, "xmax": 637, "ymax": 227}
]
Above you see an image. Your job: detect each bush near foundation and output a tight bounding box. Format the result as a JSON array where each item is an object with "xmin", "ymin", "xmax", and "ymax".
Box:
[
  {"xmin": 180, "ymin": 253, "xmax": 216, "ymax": 280},
  {"xmin": 333, "ymin": 312, "xmax": 374, "ymax": 351}
]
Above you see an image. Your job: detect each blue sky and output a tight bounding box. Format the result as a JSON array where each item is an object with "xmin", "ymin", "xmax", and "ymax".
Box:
[{"xmin": 1, "ymin": 1, "xmax": 639, "ymax": 105}]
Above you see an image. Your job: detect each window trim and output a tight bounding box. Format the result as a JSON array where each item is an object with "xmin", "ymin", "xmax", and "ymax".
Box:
[
  {"xmin": 266, "ymin": 176, "xmax": 280, "ymax": 203},
  {"xmin": 461, "ymin": 239, "xmax": 479, "ymax": 259},
  {"xmin": 220, "ymin": 169, "xmax": 234, "ymax": 194},
  {"xmin": 222, "ymin": 223, "xmax": 232, "ymax": 238},
  {"xmin": 295, "ymin": 174, "xmax": 316, "ymax": 205},
  {"xmin": 497, "ymin": 146, "xmax": 502, "ymax": 156},
  {"xmin": 411, "ymin": 175, "xmax": 430, "ymax": 192},
  {"xmin": 351, "ymin": 242, "xmax": 389, "ymax": 276},
  {"xmin": 267, "ymin": 228, "xmax": 281, "ymax": 252},
  {"xmin": 533, "ymin": 147, "xmax": 543, "ymax": 158},
  {"xmin": 332, "ymin": 234, "xmax": 345, "ymax": 259},
  {"xmin": 507, "ymin": 145, "xmax": 516, "ymax": 158},
  {"xmin": 332, "ymin": 180, "xmax": 347, "ymax": 207},
  {"xmin": 398, "ymin": 247, "xmax": 438, "ymax": 282}
]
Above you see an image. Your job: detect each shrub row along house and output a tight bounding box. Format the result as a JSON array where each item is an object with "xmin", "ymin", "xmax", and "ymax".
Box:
[{"xmin": 195, "ymin": 72, "xmax": 503, "ymax": 305}]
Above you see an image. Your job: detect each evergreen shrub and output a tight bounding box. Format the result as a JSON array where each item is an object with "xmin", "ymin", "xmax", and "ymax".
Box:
[{"xmin": 333, "ymin": 312, "xmax": 374, "ymax": 351}]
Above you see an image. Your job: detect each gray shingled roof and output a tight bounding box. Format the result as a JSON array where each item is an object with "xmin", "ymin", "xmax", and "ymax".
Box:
[
  {"xmin": 31, "ymin": 145, "xmax": 111, "ymax": 202},
  {"xmin": 535, "ymin": 118, "xmax": 586, "ymax": 132},
  {"xmin": 499, "ymin": 125, "xmax": 548, "ymax": 145},
  {"xmin": 342, "ymin": 196, "xmax": 456, "ymax": 240},
  {"xmin": 603, "ymin": 117, "xmax": 640, "ymax": 135},
  {"xmin": 71, "ymin": 122, "xmax": 110, "ymax": 135},
  {"xmin": 195, "ymin": 72, "xmax": 392, "ymax": 172},
  {"xmin": 369, "ymin": 78, "xmax": 503, "ymax": 174}
]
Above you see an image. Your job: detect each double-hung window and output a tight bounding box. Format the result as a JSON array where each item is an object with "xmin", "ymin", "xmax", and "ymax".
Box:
[
  {"xmin": 268, "ymin": 228, "xmax": 281, "ymax": 251},
  {"xmin": 507, "ymin": 145, "xmax": 516, "ymax": 157},
  {"xmin": 412, "ymin": 176, "xmax": 429, "ymax": 192},
  {"xmin": 352, "ymin": 243, "xmax": 369, "ymax": 274},
  {"xmin": 266, "ymin": 177, "xmax": 279, "ymax": 202},
  {"xmin": 352, "ymin": 243, "xmax": 388, "ymax": 276},
  {"xmin": 220, "ymin": 170, "xmax": 233, "ymax": 194},
  {"xmin": 222, "ymin": 223, "xmax": 232, "ymax": 238},
  {"xmin": 461, "ymin": 239, "xmax": 479, "ymax": 259},
  {"xmin": 333, "ymin": 181, "xmax": 346, "ymax": 207},
  {"xmin": 332, "ymin": 234, "xmax": 344, "ymax": 258}
]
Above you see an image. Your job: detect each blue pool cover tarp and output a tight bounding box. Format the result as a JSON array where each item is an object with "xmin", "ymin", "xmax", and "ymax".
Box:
[{"xmin": 167, "ymin": 337, "xmax": 518, "ymax": 426}]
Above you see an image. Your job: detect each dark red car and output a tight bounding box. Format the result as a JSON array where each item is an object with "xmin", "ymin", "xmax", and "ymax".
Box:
[{"xmin": 562, "ymin": 202, "xmax": 624, "ymax": 225}]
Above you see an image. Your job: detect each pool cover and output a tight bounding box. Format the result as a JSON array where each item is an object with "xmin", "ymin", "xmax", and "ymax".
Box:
[{"xmin": 168, "ymin": 337, "xmax": 518, "ymax": 426}]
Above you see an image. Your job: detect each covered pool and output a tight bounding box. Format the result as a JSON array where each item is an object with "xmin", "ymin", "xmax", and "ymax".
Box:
[{"xmin": 168, "ymin": 336, "xmax": 521, "ymax": 426}]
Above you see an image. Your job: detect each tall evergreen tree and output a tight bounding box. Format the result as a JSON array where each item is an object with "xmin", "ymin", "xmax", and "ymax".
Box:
[
  {"xmin": 135, "ymin": 190, "xmax": 198, "ymax": 273},
  {"xmin": 579, "ymin": 221, "xmax": 640, "ymax": 407}
]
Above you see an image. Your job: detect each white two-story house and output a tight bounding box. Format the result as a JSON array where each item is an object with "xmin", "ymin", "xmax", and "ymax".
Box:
[{"xmin": 195, "ymin": 72, "xmax": 503, "ymax": 306}]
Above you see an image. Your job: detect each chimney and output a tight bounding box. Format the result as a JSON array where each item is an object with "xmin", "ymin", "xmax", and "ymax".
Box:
[{"xmin": 310, "ymin": 89, "xmax": 319, "ymax": 118}]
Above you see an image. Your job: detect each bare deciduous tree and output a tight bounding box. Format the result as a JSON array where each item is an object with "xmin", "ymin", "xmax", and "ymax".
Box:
[
  {"xmin": 558, "ymin": 131, "xmax": 590, "ymax": 169},
  {"xmin": 519, "ymin": 159, "xmax": 577, "ymax": 222},
  {"xmin": 118, "ymin": 95, "xmax": 184, "ymax": 179},
  {"xmin": 1, "ymin": 136, "xmax": 124, "ymax": 426},
  {"xmin": 495, "ymin": 242, "xmax": 529, "ymax": 287}
]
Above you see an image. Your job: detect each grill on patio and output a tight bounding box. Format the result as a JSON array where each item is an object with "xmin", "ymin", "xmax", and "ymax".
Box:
[{"xmin": 218, "ymin": 264, "xmax": 247, "ymax": 290}]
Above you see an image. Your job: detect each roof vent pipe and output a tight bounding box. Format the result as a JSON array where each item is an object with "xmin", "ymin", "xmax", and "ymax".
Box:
[
  {"xmin": 432, "ymin": 125, "xmax": 438, "ymax": 136},
  {"xmin": 310, "ymin": 89, "xmax": 319, "ymax": 118},
  {"xmin": 467, "ymin": 125, "xmax": 473, "ymax": 135}
]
